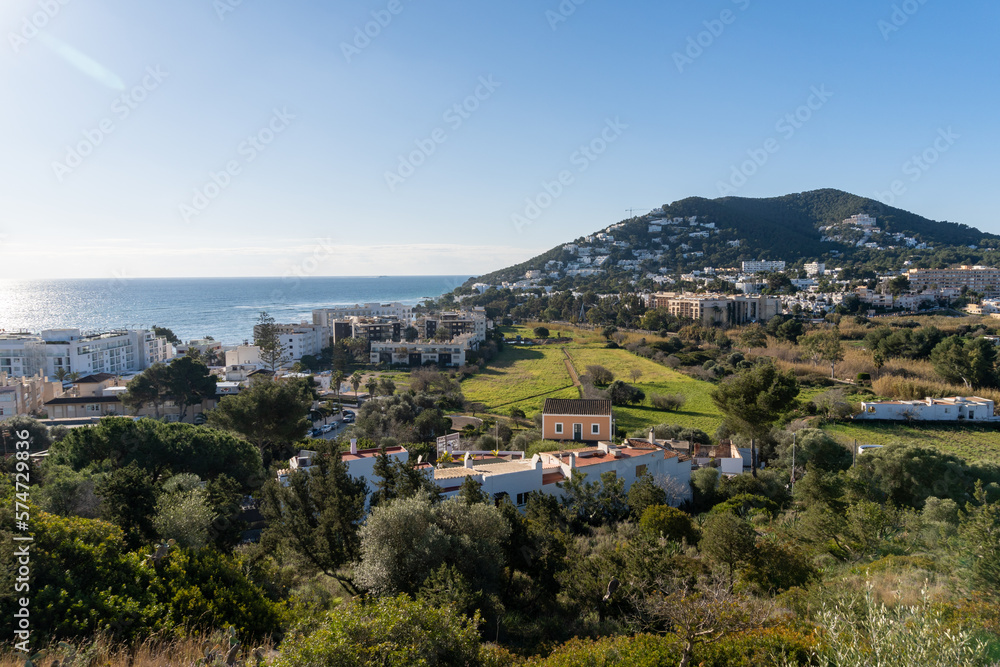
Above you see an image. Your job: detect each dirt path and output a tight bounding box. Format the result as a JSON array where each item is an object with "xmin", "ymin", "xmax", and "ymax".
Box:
[{"xmin": 562, "ymin": 347, "xmax": 582, "ymax": 396}]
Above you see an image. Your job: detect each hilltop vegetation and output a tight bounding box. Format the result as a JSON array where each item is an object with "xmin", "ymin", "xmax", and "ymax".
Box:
[{"xmin": 471, "ymin": 188, "xmax": 1000, "ymax": 288}]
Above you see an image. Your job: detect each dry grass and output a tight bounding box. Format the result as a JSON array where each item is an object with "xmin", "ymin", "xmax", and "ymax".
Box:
[
  {"xmin": 0, "ymin": 633, "xmax": 275, "ymax": 667},
  {"xmin": 871, "ymin": 376, "xmax": 1000, "ymax": 404}
]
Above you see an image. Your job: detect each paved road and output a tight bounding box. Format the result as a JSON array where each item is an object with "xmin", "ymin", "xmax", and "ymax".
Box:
[{"xmin": 312, "ymin": 407, "xmax": 358, "ymax": 440}]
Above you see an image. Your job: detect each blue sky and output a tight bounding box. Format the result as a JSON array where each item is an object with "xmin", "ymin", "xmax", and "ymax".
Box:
[{"xmin": 1, "ymin": 0, "xmax": 997, "ymax": 279}]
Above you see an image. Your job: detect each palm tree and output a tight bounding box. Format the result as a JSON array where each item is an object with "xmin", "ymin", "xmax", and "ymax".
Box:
[
  {"xmin": 332, "ymin": 370, "xmax": 345, "ymax": 403},
  {"xmin": 54, "ymin": 368, "xmax": 70, "ymax": 382},
  {"xmin": 349, "ymin": 371, "xmax": 363, "ymax": 399},
  {"xmin": 365, "ymin": 376, "xmax": 378, "ymax": 399}
]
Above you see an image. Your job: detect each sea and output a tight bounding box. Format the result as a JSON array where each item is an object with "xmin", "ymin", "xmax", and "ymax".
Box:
[{"xmin": 0, "ymin": 276, "xmax": 471, "ymax": 345}]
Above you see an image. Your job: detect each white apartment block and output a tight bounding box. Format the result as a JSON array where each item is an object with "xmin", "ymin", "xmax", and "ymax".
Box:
[
  {"xmin": 254, "ymin": 323, "xmax": 330, "ymax": 362},
  {"xmin": 845, "ymin": 214, "xmax": 877, "ymax": 227},
  {"xmin": 0, "ymin": 329, "xmax": 171, "ymax": 379},
  {"xmin": 856, "ymin": 396, "xmax": 998, "ymax": 422},
  {"xmin": 741, "ymin": 260, "xmax": 787, "ymax": 274},
  {"xmin": 312, "ymin": 302, "xmax": 415, "ymax": 327},
  {"xmin": 805, "ymin": 262, "xmax": 826, "ymax": 277},
  {"xmin": 370, "ymin": 339, "xmax": 470, "ymax": 367},
  {"xmin": 907, "ymin": 266, "xmax": 1000, "ymax": 296}
]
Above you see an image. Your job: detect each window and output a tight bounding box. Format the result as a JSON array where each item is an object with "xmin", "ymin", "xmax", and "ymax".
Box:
[
  {"xmin": 516, "ymin": 492, "xmax": 528, "ymax": 506},
  {"xmin": 554, "ymin": 422, "xmax": 563, "ymax": 434},
  {"xmin": 591, "ymin": 423, "xmax": 600, "ymax": 435},
  {"xmin": 636, "ymin": 464, "xmax": 647, "ymax": 477}
]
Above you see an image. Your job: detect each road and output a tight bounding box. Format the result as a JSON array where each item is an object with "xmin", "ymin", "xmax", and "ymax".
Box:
[{"xmin": 312, "ymin": 407, "xmax": 358, "ymax": 440}]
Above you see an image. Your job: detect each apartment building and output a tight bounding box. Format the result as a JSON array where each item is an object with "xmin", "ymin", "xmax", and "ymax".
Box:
[
  {"xmin": 647, "ymin": 292, "xmax": 781, "ymax": 326},
  {"xmin": 418, "ymin": 309, "xmax": 489, "ymax": 344},
  {"xmin": 740, "ymin": 260, "xmax": 786, "ymax": 274},
  {"xmin": 0, "ymin": 372, "xmax": 62, "ymax": 418},
  {"xmin": 370, "ymin": 338, "xmax": 469, "ymax": 367},
  {"xmin": 252, "ymin": 322, "xmax": 330, "ymax": 362},
  {"xmin": 804, "ymin": 262, "xmax": 826, "ymax": 277},
  {"xmin": 0, "ymin": 329, "xmax": 171, "ymax": 378},
  {"xmin": 312, "ymin": 302, "xmax": 415, "ymax": 327},
  {"xmin": 907, "ymin": 266, "xmax": 1000, "ymax": 296}
]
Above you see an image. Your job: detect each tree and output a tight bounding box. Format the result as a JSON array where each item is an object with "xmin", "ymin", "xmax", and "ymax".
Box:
[
  {"xmin": 931, "ymin": 335, "xmax": 998, "ymax": 389},
  {"xmin": 586, "ymin": 364, "xmax": 614, "ymax": 386},
  {"xmin": 629, "ymin": 367, "xmax": 644, "ymax": 383},
  {"xmin": 355, "ymin": 496, "xmax": 510, "ymax": 597},
  {"xmin": 959, "ymin": 482, "xmax": 1000, "ymax": 602},
  {"xmin": 710, "ymin": 363, "xmax": 799, "ymax": 472},
  {"xmin": 164, "ymin": 355, "xmax": 217, "ymax": 421},
  {"xmin": 207, "ymin": 377, "xmax": 312, "ymax": 463},
  {"xmin": 332, "ymin": 369, "xmax": 345, "ymax": 403},
  {"xmin": 152, "ymin": 473, "xmax": 214, "ymax": 549},
  {"xmin": 801, "ymin": 329, "xmax": 845, "ymax": 379},
  {"xmin": 349, "ymin": 371, "xmax": 363, "ymax": 397},
  {"xmin": 628, "ymin": 473, "xmax": 667, "ymax": 518},
  {"xmin": 254, "ymin": 311, "xmax": 287, "ymax": 372},
  {"xmin": 260, "ymin": 447, "xmax": 368, "ymax": 594},
  {"xmin": 776, "ymin": 428, "xmax": 852, "ymax": 473},
  {"xmin": 120, "ymin": 363, "xmax": 171, "ymax": 418},
  {"xmin": 737, "ymin": 324, "xmax": 767, "ymax": 351},
  {"xmin": 534, "ymin": 326, "xmax": 550, "ymax": 339},
  {"xmin": 378, "ymin": 376, "xmax": 396, "ymax": 397},
  {"xmin": 458, "ymin": 475, "xmax": 489, "ymax": 505},
  {"xmin": 365, "ymin": 376, "xmax": 378, "ymax": 398},
  {"xmin": 699, "ymin": 512, "xmax": 758, "ymax": 590},
  {"xmin": 95, "ymin": 461, "xmax": 158, "ymax": 548},
  {"xmin": 608, "ymin": 380, "xmax": 645, "ymax": 406},
  {"xmin": 403, "ymin": 326, "xmax": 419, "ymax": 342}
]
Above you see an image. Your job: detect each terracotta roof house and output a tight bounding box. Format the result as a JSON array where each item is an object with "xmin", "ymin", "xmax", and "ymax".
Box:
[{"xmin": 541, "ymin": 399, "xmax": 614, "ymax": 443}]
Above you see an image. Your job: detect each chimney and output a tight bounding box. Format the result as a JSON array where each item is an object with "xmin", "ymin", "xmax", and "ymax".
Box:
[
  {"xmin": 350, "ymin": 438, "xmax": 358, "ymax": 455},
  {"xmin": 464, "ymin": 452, "xmax": 474, "ymax": 469},
  {"xmin": 648, "ymin": 428, "xmax": 656, "ymax": 447}
]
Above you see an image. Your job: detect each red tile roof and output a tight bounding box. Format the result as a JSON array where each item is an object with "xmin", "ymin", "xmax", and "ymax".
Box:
[{"xmin": 542, "ymin": 399, "xmax": 613, "ymax": 416}]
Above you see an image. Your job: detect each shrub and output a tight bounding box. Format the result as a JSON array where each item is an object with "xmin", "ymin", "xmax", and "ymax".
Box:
[
  {"xmin": 639, "ymin": 504, "xmax": 698, "ymax": 543},
  {"xmin": 651, "ymin": 393, "xmax": 686, "ymax": 411},
  {"xmin": 528, "ymin": 634, "xmax": 681, "ymax": 667},
  {"xmin": 273, "ymin": 596, "xmax": 485, "ymax": 667},
  {"xmin": 586, "ymin": 364, "xmax": 614, "ymax": 386}
]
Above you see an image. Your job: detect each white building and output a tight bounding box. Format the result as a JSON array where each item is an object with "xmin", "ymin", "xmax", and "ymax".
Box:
[
  {"xmin": 257, "ymin": 323, "xmax": 329, "ymax": 362},
  {"xmin": 312, "ymin": 302, "xmax": 415, "ymax": 327},
  {"xmin": 805, "ymin": 262, "xmax": 826, "ymax": 277},
  {"xmin": 741, "ymin": 260, "xmax": 786, "ymax": 274},
  {"xmin": 225, "ymin": 345, "xmax": 263, "ymax": 368},
  {"xmin": 0, "ymin": 329, "xmax": 171, "ymax": 378},
  {"xmin": 856, "ymin": 396, "xmax": 998, "ymax": 422},
  {"xmin": 436, "ymin": 437, "xmax": 691, "ymax": 507},
  {"xmin": 845, "ymin": 214, "xmax": 877, "ymax": 227},
  {"xmin": 370, "ymin": 338, "xmax": 470, "ymax": 367}
]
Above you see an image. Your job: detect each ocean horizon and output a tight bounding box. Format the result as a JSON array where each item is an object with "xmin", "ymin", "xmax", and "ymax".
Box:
[{"xmin": 0, "ymin": 275, "xmax": 471, "ymax": 345}]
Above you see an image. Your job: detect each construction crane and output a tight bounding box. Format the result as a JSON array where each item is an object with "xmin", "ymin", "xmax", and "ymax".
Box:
[{"xmin": 625, "ymin": 208, "xmax": 647, "ymax": 217}]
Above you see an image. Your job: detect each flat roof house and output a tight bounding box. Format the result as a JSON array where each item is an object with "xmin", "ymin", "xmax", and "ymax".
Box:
[{"xmin": 541, "ymin": 398, "xmax": 614, "ymax": 443}]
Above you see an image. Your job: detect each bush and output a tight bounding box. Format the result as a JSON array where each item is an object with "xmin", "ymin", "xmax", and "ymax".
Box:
[
  {"xmin": 273, "ymin": 596, "xmax": 486, "ymax": 667},
  {"xmin": 651, "ymin": 393, "xmax": 686, "ymax": 411},
  {"xmin": 586, "ymin": 364, "xmax": 614, "ymax": 386},
  {"xmin": 529, "ymin": 634, "xmax": 681, "ymax": 667},
  {"xmin": 639, "ymin": 505, "xmax": 698, "ymax": 543},
  {"xmin": 607, "ymin": 381, "xmax": 645, "ymax": 406},
  {"xmin": 857, "ymin": 372, "xmax": 872, "ymax": 385}
]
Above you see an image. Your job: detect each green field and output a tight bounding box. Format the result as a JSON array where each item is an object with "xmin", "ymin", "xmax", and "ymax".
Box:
[
  {"xmin": 822, "ymin": 421, "xmax": 1000, "ymax": 464},
  {"xmin": 460, "ymin": 325, "xmax": 726, "ymax": 434},
  {"xmin": 460, "ymin": 344, "xmax": 580, "ymax": 415}
]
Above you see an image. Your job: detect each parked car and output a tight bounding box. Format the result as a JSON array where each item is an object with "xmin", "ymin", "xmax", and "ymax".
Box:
[
  {"xmin": 310, "ymin": 428, "xmax": 322, "ymax": 437},
  {"xmin": 320, "ymin": 424, "xmax": 335, "ymax": 434},
  {"xmin": 342, "ymin": 413, "xmax": 355, "ymax": 423}
]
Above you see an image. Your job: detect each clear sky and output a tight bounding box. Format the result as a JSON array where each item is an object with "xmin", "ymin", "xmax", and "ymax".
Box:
[{"xmin": 1, "ymin": 0, "xmax": 997, "ymax": 279}]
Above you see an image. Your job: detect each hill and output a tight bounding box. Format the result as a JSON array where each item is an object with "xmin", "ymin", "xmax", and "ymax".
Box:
[{"xmin": 473, "ymin": 189, "xmax": 1000, "ymax": 286}]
